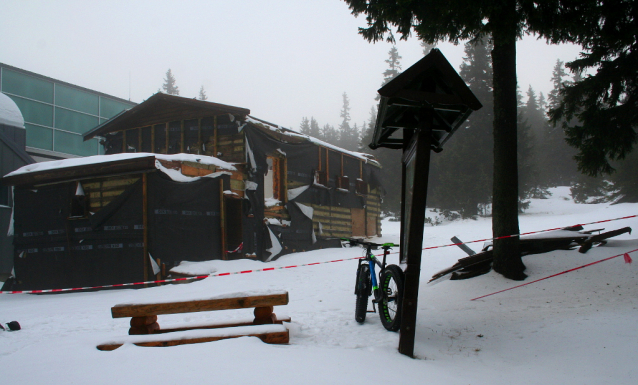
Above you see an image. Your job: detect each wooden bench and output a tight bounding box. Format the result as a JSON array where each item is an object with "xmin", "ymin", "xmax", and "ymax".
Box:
[{"xmin": 97, "ymin": 290, "xmax": 290, "ymax": 351}]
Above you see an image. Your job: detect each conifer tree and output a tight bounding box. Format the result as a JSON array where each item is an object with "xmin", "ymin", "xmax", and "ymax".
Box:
[
  {"xmin": 428, "ymin": 38, "xmax": 494, "ymax": 218},
  {"xmin": 309, "ymin": 117, "xmax": 321, "ymax": 138},
  {"xmin": 162, "ymin": 69, "xmax": 180, "ymax": 95},
  {"xmin": 300, "ymin": 117, "xmax": 311, "ymax": 135},
  {"xmin": 346, "ymin": 0, "xmax": 556, "ymax": 280},
  {"xmin": 338, "ymin": 92, "xmax": 359, "ymax": 151},
  {"xmin": 198, "ymin": 85, "xmax": 208, "ymax": 101},
  {"xmin": 375, "ymin": 46, "xmax": 402, "ymax": 100}
]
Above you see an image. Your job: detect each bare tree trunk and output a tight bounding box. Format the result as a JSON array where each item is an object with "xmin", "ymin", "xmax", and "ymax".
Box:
[{"xmin": 490, "ymin": 2, "xmax": 526, "ymax": 280}]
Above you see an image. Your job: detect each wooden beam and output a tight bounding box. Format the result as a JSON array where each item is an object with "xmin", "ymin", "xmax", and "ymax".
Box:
[
  {"xmin": 143, "ymin": 172, "xmax": 149, "ymax": 283},
  {"xmin": 198, "ymin": 118, "xmax": 202, "ymax": 155},
  {"xmin": 214, "ymin": 116, "xmax": 218, "ymax": 156},
  {"xmin": 122, "ymin": 130, "xmax": 127, "ymax": 152},
  {"xmin": 164, "ymin": 122, "xmax": 169, "ymax": 154},
  {"xmin": 180, "ymin": 120, "xmax": 184, "ymax": 153},
  {"xmin": 220, "ymin": 183, "xmax": 227, "ymax": 260},
  {"xmin": 151, "ymin": 125, "xmax": 155, "ymax": 152},
  {"xmin": 111, "ymin": 292, "xmax": 290, "ymax": 318}
]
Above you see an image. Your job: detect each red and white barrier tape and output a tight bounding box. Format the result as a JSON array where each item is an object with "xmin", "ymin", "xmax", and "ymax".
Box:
[
  {"xmin": 470, "ymin": 248, "xmax": 638, "ymax": 301},
  {"xmin": 1, "ymin": 214, "xmax": 636, "ymax": 295},
  {"xmin": 0, "ymin": 256, "xmax": 364, "ymax": 294}
]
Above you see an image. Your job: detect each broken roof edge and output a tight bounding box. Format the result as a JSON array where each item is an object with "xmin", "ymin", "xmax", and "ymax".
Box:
[
  {"xmin": 2, "ymin": 152, "xmax": 236, "ymax": 187},
  {"xmin": 245, "ymin": 115, "xmax": 381, "ymax": 167},
  {"xmin": 83, "ymin": 93, "xmax": 251, "ymax": 141}
]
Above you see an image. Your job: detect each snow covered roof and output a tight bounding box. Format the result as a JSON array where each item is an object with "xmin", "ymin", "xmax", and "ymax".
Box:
[
  {"xmin": 2, "ymin": 152, "xmax": 236, "ymax": 186},
  {"xmin": 0, "ymin": 92, "xmax": 25, "ymax": 128},
  {"xmin": 245, "ymin": 116, "xmax": 380, "ymax": 166}
]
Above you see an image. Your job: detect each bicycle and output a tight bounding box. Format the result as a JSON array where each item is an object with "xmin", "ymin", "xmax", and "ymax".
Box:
[{"xmin": 345, "ymin": 238, "xmax": 405, "ymax": 331}]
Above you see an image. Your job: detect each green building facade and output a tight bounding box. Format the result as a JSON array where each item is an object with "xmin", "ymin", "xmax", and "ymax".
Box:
[{"xmin": 0, "ymin": 63, "xmax": 136, "ymax": 161}]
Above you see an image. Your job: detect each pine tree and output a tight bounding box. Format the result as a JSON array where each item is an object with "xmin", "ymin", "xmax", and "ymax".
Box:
[
  {"xmin": 344, "ymin": 0, "xmax": 576, "ymax": 280},
  {"xmin": 309, "ymin": 117, "xmax": 321, "ymax": 138},
  {"xmin": 540, "ymin": 62, "xmax": 578, "ymax": 186},
  {"xmin": 321, "ymin": 124, "xmax": 338, "ymax": 145},
  {"xmin": 198, "ymin": 85, "xmax": 208, "ymax": 101},
  {"xmin": 338, "ymin": 92, "xmax": 359, "ymax": 151},
  {"xmin": 428, "ymin": 37, "xmax": 494, "ymax": 218},
  {"xmin": 375, "ymin": 46, "xmax": 402, "ymax": 100},
  {"xmin": 162, "ymin": 69, "xmax": 180, "ymax": 95},
  {"xmin": 544, "ymin": 0, "xmax": 638, "ymax": 177},
  {"xmin": 300, "ymin": 117, "xmax": 311, "ymax": 135},
  {"xmin": 547, "ymin": 60, "xmax": 567, "ymax": 112}
]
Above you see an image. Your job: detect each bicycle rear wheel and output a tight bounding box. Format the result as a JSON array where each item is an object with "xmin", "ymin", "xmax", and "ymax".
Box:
[
  {"xmin": 379, "ymin": 264, "xmax": 405, "ymax": 331},
  {"xmin": 355, "ymin": 264, "xmax": 371, "ymax": 324}
]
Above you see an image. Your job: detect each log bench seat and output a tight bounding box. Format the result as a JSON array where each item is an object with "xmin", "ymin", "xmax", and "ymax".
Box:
[
  {"xmin": 98, "ymin": 290, "xmax": 290, "ymax": 351},
  {"xmin": 97, "ymin": 324, "xmax": 289, "ymax": 351}
]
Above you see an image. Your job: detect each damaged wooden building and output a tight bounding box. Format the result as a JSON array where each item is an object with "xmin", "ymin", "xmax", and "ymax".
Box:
[{"xmin": 1, "ymin": 93, "xmax": 383, "ymax": 290}]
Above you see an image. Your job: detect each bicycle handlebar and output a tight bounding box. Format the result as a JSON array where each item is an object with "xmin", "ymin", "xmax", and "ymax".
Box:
[{"xmin": 341, "ymin": 238, "xmax": 399, "ymax": 250}]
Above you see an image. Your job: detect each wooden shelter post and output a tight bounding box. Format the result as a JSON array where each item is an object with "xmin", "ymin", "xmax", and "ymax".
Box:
[
  {"xmin": 368, "ymin": 49, "xmax": 482, "ymax": 358},
  {"xmin": 398, "ymin": 111, "xmax": 433, "ymax": 357}
]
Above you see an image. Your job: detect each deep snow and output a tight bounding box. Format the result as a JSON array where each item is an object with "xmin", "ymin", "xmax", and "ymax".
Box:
[{"xmin": 1, "ymin": 187, "xmax": 637, "ymax": 384}]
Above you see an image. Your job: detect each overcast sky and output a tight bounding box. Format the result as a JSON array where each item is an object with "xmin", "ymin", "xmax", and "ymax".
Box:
[{"xmin": 1, "ymin": 0, "xmax": 583, "ymax": 131}]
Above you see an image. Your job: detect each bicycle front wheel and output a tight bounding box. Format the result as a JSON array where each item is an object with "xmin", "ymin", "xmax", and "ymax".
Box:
[
  {"xmin": 379, "ymin": 264, "xmax": 405, "ymax": 331},
  {"xmin": 355, "ymin": 264, "xmax": 371, "ymax": 324}
]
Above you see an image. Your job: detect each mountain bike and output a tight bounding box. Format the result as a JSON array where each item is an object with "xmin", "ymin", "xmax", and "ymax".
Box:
[{"xmin": 345, "ymin": 238, "xmax": 405, "ymax": 331}]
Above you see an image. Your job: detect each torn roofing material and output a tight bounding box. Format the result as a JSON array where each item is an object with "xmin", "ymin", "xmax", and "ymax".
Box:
[
  {"xmin": 2, "ymin": 152, "xmax": 236, "ymax": 186},
  {"xmin": 245, "ymin": 116, "xmax": 380, "ymax": 166}
]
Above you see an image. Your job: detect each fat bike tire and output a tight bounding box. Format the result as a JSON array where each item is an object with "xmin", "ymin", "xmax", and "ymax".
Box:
[
  {"xmin": 355, "ymin": 264, "xmax": 371, "ymax": 324},
  {"xmin": 379, "ymin": 264, "xmax": 405, "ymax": 331}
]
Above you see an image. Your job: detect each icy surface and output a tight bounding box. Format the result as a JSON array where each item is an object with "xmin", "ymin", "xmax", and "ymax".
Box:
[
  {"xmin": 1, "ymin": 187, "xmax": 638, "ymax": 385},
  {"xmin": 0, "ymin": 92, "xmax": 24, "ymax": 128},
  {"xmin": 4, "ymin": 152, "xmax": 235, "ymax": 178}
]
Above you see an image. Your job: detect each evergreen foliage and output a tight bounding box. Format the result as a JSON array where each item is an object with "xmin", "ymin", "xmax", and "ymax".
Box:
[
  {"xmin": 344, "ymin": 0, "xmax": 567, "ymax": 279},
  {"xmin": 300, "ymin": 117, "xmax": 311, "ymax": 135},
  {"xmin": 198, "ymin": 85, "xmax": 208, "ymax": 101},
  {"xmin": 544, "ymin": 0, "xmax": 638, "ymax": 178},
  {"xmin": 375, "ymin": 46, "xmax": 402, "ymax": 100},
  {"xmin": 428, "ymin": 38, "xmax": 494, "ymax": 218},
  {"xmin": 162, "ymin": 69, "xmax": 180, "ymax": 95}
]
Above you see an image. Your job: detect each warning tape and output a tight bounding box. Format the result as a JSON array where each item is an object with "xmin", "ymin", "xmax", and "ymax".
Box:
[
  {"xmin": 470, "ymin": 248, "xmax": 638, "ymax": 301},
  {"xmin": 0, "ymin": 256, "xmax": 365, "ymax": 294},
  {"xmin": 1, "ymin": 213, "xmax": 636, "ymax": 295},
  {"xmin": 420, "ymin": 214, "xmax": 638, "ymax": 252}
]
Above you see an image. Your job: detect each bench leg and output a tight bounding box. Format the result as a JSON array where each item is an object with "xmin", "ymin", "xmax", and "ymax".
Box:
[
  {"xmin": 253, "ymin": 306, "xmax": 276, "ymax": 325},
  {"xmin": 129, "ymin": 316, "xmax": 160, "ymax": 335}
]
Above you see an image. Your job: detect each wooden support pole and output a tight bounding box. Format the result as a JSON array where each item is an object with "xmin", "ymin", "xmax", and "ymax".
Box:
[
  {"xmin": 198, "ymin": 118, "xmax": 202, "ymax": 155},
  {"xmin": 122, "ymin": 130, "xmax": 127, "ymax": 152},
  {"xmin": 398, "ymin": 111, "xmax": 433, "ymax": 358},
  {"xmin": 180, "ymin": 120, "xmax": 184, "ymax": 153},
  {"xmin": 165, "ymin": 122, "xmax": 169, "ymax": 154},
  {"xmin": 151, "ymin": 125, "xmax": 155, "ymax": 152},
  {"xmin": 220, "ymin": 183, "xmax": 227, "ymax": 260},
  {"xmin": 143, "ymin": 172, "xmax": 149, "ymax": 283},
  {"xmin": 214, "ymin": 116, "xmax": 218, "ymax": 156},
  {"xmin": 139, "ymin": 127, "xmax": 143, "ymax": 152}
]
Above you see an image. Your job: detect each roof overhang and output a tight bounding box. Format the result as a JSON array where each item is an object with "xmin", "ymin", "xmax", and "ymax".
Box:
[
  {"xmin": 371, "ymin": 49, "xmax": 482, "ymax": 150},
  {"xmin": 2, "ymin": 155, "xmax": 157, "ymax": 187},
  {"xmin": 83, "ymin": 93, "xmax": 251, "ymax": 141}
]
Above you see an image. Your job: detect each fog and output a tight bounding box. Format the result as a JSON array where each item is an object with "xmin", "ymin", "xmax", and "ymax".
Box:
[{"xmin": 1, "ymin": 0, "xmax": 582, "ymax": 130}]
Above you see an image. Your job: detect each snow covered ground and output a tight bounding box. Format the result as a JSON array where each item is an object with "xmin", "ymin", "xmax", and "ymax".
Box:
[{"xmin": 1, "ymin": 187, "xmax": 637, "ymax": 384}]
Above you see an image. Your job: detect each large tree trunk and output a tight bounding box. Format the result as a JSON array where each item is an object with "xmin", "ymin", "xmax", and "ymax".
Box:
[{"xmin": 490, "ymin": 3, "xmax": 526, "ymax": 280}]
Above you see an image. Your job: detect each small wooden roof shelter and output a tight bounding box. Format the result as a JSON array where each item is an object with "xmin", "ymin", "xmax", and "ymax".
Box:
[{"xmin": 371, "ymin": 49, "xmax": 482, "ymax": 151}]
